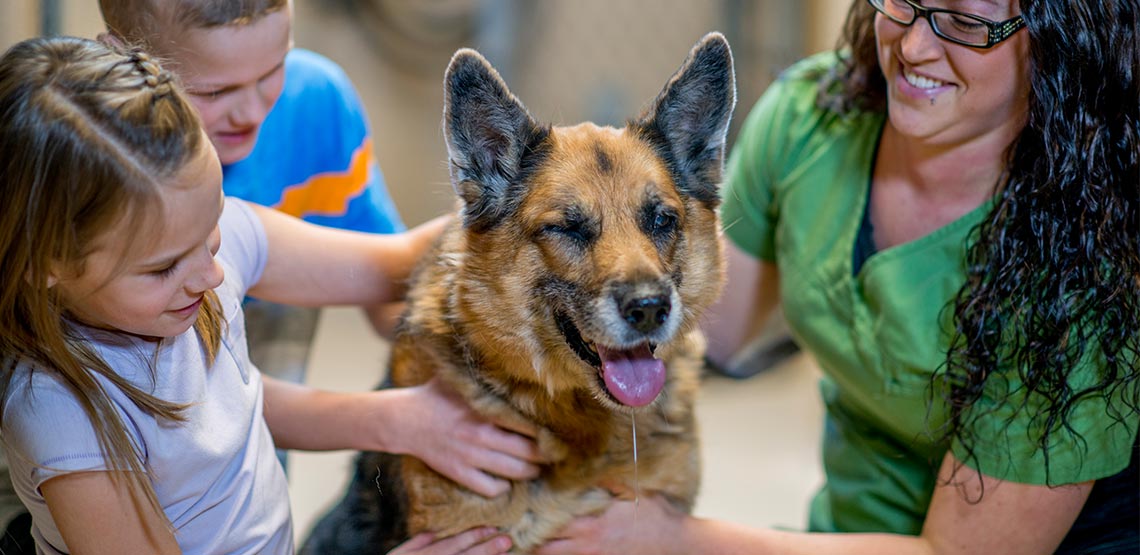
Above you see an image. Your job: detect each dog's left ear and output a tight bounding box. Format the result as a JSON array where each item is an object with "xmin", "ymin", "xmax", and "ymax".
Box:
[{"xmin": 631, "ymin": 32, "xmax": 737, "ymax": 205}]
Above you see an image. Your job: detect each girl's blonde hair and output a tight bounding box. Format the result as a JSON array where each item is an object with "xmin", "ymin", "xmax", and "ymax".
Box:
[{"xmin": 0, "ymin": 36, "xmax": 226, "ymax": 524}]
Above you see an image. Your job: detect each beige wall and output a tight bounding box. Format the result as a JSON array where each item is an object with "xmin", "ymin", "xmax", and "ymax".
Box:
[
  {"xmin": 60, "ymin": 0, "xmax": 105, "ymax": 38},
  {"xmin": 1, "ymin": 1, "xmax": 850, "ymax": 226},
  {"xmin": 291, "ymin": 1, "xmax": 851, "ymax": 225},
  {"xmin": 0, "ymin": 0, "xmax": 103, "ymax": 49},
  {"xmin": 0, "ymin": 1, "xmax": 39, "ymax": 49},
  {"xmin": 1, "ymin": 2, "xmax": 847, "ymax": 63},
  {"xmin": 806, "ymin": 0, "xmax": 851, "ymax": 54}
]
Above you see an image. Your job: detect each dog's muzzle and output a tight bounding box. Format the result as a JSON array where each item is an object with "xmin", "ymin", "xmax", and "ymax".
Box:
[{"xmin": 555, "ymin": 309, "xmax": 665, "ymax": 407}]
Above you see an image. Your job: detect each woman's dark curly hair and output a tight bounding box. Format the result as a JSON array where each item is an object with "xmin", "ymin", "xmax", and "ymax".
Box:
[{"xmin": 823, "ymin": 0, "xmax": 1140, "ymax": 483}]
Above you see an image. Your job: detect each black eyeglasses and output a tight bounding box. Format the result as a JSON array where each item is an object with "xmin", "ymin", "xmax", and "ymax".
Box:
[{"xmin": 867, "ymin": 0, "xmax": 1026, "ymax": 49}]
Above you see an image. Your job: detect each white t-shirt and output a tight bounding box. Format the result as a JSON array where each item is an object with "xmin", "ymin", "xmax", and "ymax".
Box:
[{"xmin": 2, "ymin": 198, "xmax": 293, "ymax": 554}]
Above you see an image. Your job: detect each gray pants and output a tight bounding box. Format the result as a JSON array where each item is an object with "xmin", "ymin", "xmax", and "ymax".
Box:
[
  {"xmin": 243, "ymin": 299, "xmax": 321, "ymax": 385},
  {"xmin": 241, "ymin": 299, "xmax": 323, "ymax": 469},
  {"xmin": 0, "ymin": 452, "xmax": 26, "ymax": 536}
]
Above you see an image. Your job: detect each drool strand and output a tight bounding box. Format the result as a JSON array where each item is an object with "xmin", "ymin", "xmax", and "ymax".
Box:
[{"xmin": 632, "ymin": 414, "xmax": 640, "ymax": 519}]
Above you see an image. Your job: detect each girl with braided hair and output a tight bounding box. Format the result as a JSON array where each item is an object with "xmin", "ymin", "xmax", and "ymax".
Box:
[
  {"xmin": 0, "ymin": 36, "xmax": 526, "ymax": 555},
  {"xmin": 539, "ymin": 1, "xmax": 1139, "ymax": 554}
]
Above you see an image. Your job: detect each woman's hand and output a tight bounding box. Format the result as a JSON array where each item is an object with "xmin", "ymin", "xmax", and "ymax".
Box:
[
  {"xmin": 388, "ymin": 377, "xmax": 544, "ymax": 497},
  {"xmin": 534, "ymin": 493, "xmax": 687, "ymax": 555},
  {"xmin": 390, "ymin": 527, "xmax": 512, "ymax": 555}
]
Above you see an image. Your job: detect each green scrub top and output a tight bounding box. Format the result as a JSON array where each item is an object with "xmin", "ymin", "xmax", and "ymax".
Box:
[{"xmin": 720, "ymin": 52, "xmax": 1138, "ymax": 535}]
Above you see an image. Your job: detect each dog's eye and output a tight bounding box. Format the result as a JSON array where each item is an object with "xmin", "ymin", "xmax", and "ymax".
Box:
[
  {"xmin": 652, "ymin": 212, "xmax": 677, "ymax": 235},
  {"xmin": 544, "ymin": 221, "xmax": 591, "ymax": 243}
]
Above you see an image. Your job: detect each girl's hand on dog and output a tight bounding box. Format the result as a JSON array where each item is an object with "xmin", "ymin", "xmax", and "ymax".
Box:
[
  {"xmin": 387, "ymin": 377, "xmax": 544, "ymax": 497},
  {"xmin": 390, "ymin": 527, "xmax": 512, "ymax": 555}
]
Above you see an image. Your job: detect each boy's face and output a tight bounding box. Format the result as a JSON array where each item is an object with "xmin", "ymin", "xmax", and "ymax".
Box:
[{"xmin": 166, "ymin": 8, "xmax": 292, "ymax": 166}]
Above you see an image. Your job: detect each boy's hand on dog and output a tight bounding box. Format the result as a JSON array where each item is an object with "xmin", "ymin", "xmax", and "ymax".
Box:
[
  {"xmin": 389, "ymin": 527, "xmax": 513, "ymax": 555},
  {"xmin": 391, "ymin": 377, "xmax": 544, "ymax": 497}
]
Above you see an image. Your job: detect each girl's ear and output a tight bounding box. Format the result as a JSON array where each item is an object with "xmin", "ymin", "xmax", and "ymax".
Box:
[
  {"xmin": 96, "ymin": 32, "xmax": 128, "ymax": 51},
  {"xmin": 42, "ymin": 262, "xmax": 62, "ymax": 289}
]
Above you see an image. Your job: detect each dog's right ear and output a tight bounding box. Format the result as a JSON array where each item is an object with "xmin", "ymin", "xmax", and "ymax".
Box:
[{"xmin": 443, "ymin": 49, "xmax": 549, "ymax": 232}]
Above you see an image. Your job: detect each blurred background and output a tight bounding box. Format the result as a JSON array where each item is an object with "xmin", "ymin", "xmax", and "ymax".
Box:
[
  {"xmin": 2, "ymin": 0, "xmax": 848, "ymax": 226},
  {"xmin": 1, "ymin": 0, "xmax": 847, "ymax": 545}
]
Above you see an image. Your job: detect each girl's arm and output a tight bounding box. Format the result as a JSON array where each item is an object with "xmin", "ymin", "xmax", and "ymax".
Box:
[
  {"xmin": 41, "ymin": 471, "xmax": 181, "ymax": 555},
  {"xmin": 246, "ymin": 203, "xmax": 449, "ymax": 308},
  {"xmin": 260, "ymin": 374, "xmax": 543, "ymax": 498},
  {"xmin": 535, "ymin": 452, "xmax": 1092, "ymax": 555}
]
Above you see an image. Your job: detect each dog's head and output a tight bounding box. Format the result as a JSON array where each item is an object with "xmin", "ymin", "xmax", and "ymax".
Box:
[{"xmin": 441, "ymin": 33, "xmax": 734, "ymax": 411}]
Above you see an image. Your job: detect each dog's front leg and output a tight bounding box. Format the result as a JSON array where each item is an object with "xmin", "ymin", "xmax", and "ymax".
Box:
[
  {"xmin": 506, "ymin": 485, "xmax": 612, "ymax": 553},
  {"xmin": 401, "ymin": 457, "xmax": 531, "ymax": 539}
]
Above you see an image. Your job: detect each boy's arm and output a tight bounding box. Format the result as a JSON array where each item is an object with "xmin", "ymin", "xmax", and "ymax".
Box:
[
  {"xmin": 245, "ymin": 203, "xmax": 448, "ymax": 307},
  {"xmin": 42, "ymin": 471, "xmax": 181, "ymax": 555}
]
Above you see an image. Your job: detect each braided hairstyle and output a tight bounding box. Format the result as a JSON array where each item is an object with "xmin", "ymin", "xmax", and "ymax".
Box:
[
  {"xmin": 822, "ymin": 0, "xmax": 1139, "ymax": 483},
  {"xmin": 0, "ymin": 36, "xmax": 225, "ymax": 525}
]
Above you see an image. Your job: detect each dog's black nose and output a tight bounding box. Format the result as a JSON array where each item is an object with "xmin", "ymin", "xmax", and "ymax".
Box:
[{"xmin": 622, "ymin": 295, "xmax": 671, "ymax": 334}]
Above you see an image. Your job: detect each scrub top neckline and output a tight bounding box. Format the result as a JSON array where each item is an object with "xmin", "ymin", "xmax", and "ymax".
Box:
[{"xmin": 851, "ymin": 119, "xmax": 996, "ymax": 282}]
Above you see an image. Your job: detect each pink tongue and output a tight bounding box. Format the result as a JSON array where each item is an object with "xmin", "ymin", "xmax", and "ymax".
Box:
[{"xmin": 597, "ymin": 343, "xmax": 665, "ymax": 407}]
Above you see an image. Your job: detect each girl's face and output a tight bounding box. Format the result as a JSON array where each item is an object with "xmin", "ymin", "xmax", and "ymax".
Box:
[
  {"xmin": 874, "ymin": 0, "xmax": 1031, "ymax": 147},
  {"xmin": 167, "ymin": 8, "xmax": 292, "ymax": 166},
  {"xmin": 53, "ymin": 141, "xmax": 226, "ymax": 340}
]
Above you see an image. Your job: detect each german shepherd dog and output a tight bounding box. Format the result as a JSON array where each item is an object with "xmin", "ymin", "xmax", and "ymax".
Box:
[{"xmin": 302, "ymin": 32, "xmax": 735, "ymax": 554}]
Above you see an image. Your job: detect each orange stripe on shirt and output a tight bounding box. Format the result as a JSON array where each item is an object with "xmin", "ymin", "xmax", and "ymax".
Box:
[{"xmin": 277, "ymin": 138, "xmax": 374, "ymax": 219}]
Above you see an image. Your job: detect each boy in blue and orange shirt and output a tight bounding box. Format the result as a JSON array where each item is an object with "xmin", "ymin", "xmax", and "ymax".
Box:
[{"xmin": 97, "ymin": 0, "xmax": 405, "ymax": 386}]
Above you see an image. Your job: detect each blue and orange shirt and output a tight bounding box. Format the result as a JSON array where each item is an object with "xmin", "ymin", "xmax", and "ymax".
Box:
[{"xmin": 221, "ymin": 48, "xmax": 405, "ymax": 234}]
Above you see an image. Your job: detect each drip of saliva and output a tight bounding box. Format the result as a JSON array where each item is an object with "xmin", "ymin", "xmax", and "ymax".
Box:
[{"xmin": 631, "ymin": 414, "xmax": 640, "ymax": 520}]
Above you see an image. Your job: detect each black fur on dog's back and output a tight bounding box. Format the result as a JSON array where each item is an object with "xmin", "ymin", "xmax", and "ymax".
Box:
[{"xmin": 299, "ymin": 450, "xmax": 407, "ymax": 554}]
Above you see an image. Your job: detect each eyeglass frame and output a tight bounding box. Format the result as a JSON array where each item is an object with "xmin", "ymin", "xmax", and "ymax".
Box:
[{"xmin": 866, "ymin": 0, "xmax": 1027, "ymax": 49}]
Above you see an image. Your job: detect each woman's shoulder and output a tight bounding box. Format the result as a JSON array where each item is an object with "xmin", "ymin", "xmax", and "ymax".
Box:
[
  {"xmin": 743, "ymin": 51, "xmax": 869, "ymax": 135},
  {"xmin": 777, "ymin": 51, "xmax": 846, "ymax": 84},
  {"xmin": 760, "ymin": 51, "xmax": 845, "ymax": 108},
  {"xmin": 757, "ymin": 51, "xmax": 880, "ymax": 123},
  {"xmin": 733, "ymin": 52, "xmax": 880, "ymax": 177}
]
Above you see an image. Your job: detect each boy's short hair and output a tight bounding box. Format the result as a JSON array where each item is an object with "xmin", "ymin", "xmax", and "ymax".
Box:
[{"xmin": 99, "ymin": 0, "xmax": 288, "ymax": 49}]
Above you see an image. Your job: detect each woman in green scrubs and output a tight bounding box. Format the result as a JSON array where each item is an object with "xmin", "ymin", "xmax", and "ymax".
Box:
[{"xmin": 536, "ymin": 1, "xmax": 1138, "ymax": 553}]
